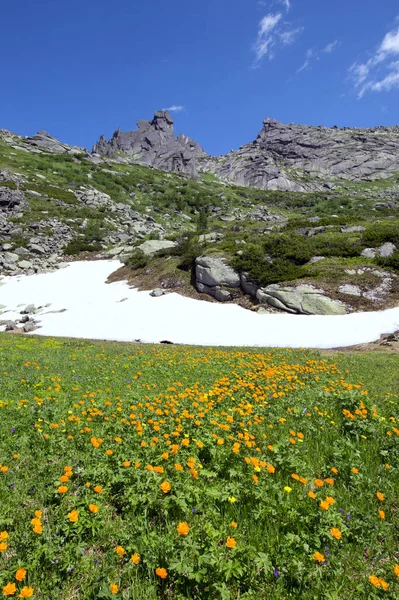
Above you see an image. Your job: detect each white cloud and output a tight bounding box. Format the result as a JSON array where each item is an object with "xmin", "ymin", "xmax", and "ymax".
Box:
[
  {"xmin": 281, "ymin": 0, "xmax": 290, "ymax": 10},
  {"xmin": 253, "ymin": 13, "xmax": 282, "ymax": 62},
  {"xmin": 349, "ymin": 25, "xmax": 399, "ymax": 97},
  {"xmin": 323, "ymin": 40, "xmax": 339, "ymax": 53},
  {"xmin": 252, "ymin": 11, "xmax": 302, "ymax": 65},
  {"xmin": 297, "ymin": 48, "xmax": 313, "ymax": 73},
  {"xmin": 280, "ymin": 26, "xmax": 303, "ymax": 45},
  {"xmin": 162, "ymin": 105, "xmax": 185, "ymax": 113}
]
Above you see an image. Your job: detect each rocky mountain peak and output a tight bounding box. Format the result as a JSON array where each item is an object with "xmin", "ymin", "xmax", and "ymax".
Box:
[{"xmin": 92, "ymin": 110, "xmax": 204, "ymax": 177}]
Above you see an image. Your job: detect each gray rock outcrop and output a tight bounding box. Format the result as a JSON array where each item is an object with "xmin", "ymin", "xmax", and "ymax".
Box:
[
  {"xmin": 199, "ymin": 118, "xmax": 399, "ymax": 191},
  {"xmin": 93, "ymin": 111, "xmax": 205, "ymax": 177},
  {"xmin": 256, "ymin": 284, "xmax": 347, "ymax": 315}
]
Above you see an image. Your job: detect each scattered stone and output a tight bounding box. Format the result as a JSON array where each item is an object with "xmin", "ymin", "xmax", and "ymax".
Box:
[
  {"xmin": 138, "ymin": 240, "xmax": 177, "ymax": 256},
  {"xmin": 378, "ymin": 242, "xmax": 396, "ymax": 258},
  {"xmin": 150, "ymin": 288, "xmax": 165, "ymax": 297},
  {"xmin": 21, "ymin": 304, "xmax": 36, "ymax": 314},
  {"xmin": 339, "ymin": 284, "xmax": 362, "ymax": 297},
  {"xmin": 361, "ymin": 248, "xmax": 376, "ymax": 259},
  {"xmin": 341, "ymin": 225, "xmax": 365, "ymax": 233},
  {"xmin": 195, "ymin": 256, "xmax": 240, "ymax": 288},
  {"xmin": 23, "ymin": 321, "xmax": 36, "ymax": 332}
]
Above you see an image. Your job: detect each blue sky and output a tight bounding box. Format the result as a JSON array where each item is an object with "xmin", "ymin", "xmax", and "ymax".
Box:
[{"xmin": 1, "ymin": 0, "xmax": 399, "ymax": 155}]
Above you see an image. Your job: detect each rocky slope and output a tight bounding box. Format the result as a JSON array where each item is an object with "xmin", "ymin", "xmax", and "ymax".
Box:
[
  {"xmin": 1, "ymin": 112, "xmax": 399, "ymax": 317},
  {"xmin": 200, "ymin": 119, "xmax": 399, "ymax": 192}
]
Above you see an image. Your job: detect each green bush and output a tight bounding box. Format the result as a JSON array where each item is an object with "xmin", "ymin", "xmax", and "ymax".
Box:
[
  {"xmin": 126, "ymin": 249, "xmax": 148, "ymax": 270},
  {"xmin": 232, "ymin": 245, "xmax": 305, "ymax": 286},
  {"xmin": 376, "ymin": 250, "xmax": 399, "ymax": 271},
  {"xmin": 63, "ymin": 239, "xmax": 101, "ymax": 255},
  {"xmin": 362, "ymin": 223, "xmax": 399, "ymax": 247}
]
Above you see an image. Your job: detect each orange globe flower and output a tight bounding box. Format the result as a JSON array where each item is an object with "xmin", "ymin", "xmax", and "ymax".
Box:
[
  {"xmin": 330, "ymin": 527, "xmax": 342, "ymax": 540},
  {"xmin": 156, "ymin": 567, "xmax": 168, "ymax": 579},
  {"xmin": 131, "ymin": 552, "xmax": 140, "ymax": 564},
  {"xmin": 313, "ymin": 552, "xmax": 325, "ymax": 563},
  {"xmin": 3, "ymin": 583, "xmax": 17, "ymax": 596},
  {"xmin": 314, "ymin": 479, "xmax": 324, "ymax": 487},
  {"xmin": 115, "ymin": 546, "xmax": 126, "ymax": 556},
  {"xmin": 226, "ymin": 537, "xmax": 237, "ymax": 549},
  {"xmin": 0, "ymin": 542, "xmax": 7, "ymax": 552},
  {"xmin": 160, "ymin": 481, "xmax": 171, "ymax": 494},
  {"xmin": 33, "ymin": 524, "xmax": 43, "ymax": 534},
  {"xmin": 0, "ymin": 531, "xmax": 8, "ymax": 540},
  {"xmin": 67, "ymin": 510, "xmax": 79, "ymax": 523},
  {"xmin": 308, "ymin": 491, "xmax": 317, "ymax": 499},
  {"xmin": 19, "ymin": 587, "xmax": 34, "ymax": 598},
  {"xmin": 34, "ymin": 511, "xmax": 42, "ymax": 519},
  {"xmin": 58, "ymin": 486, "xmax": 68, "ymax": 494},
  {"xmin": 394, "ymin": 564, "xmax": 399, "ymax": 577},
  {"xmin": 93, "ymin": 486, "xmax": 103, "ymax": 493},
  {"xmin": 376, "ymin": 492, "xmax": 384, "ymax": 502},
  {"xmin": 230, "ymin": 522, "xmax": 238, "ymax": 528},
  {"xmin": 15, "ymin": 568, "xmax": 26, "ymax": 582},
  {"xmin": 89, "ymin": 504, "xmax": 99, "ymax": 513},
  {"xmin": 110, "ymin": 583, "xmax": 119, "ymax": 594},
  {"xmin": 379, "ymin": 509, "xmax": 385, "ymax": 519},
  {"xmin": 351, "ymin": 468, "xmax": 359, "ymax": 474},
  {"xmin": 122, "ymin": 461, "xmax": 131, "ymax": 467},
  {"xmin": 177, "ymin": 522, "xmax": 190, "ymax": 536}
]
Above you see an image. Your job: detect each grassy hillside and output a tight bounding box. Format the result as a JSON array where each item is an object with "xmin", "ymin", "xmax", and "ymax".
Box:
[{"xmin": 0, "ymin": 334, "xmax": 399, "ymax": 598}]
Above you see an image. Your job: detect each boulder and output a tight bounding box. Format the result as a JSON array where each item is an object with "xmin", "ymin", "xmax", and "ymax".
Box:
[
  {"xmin": 256, "ymin": 284, "xmax": 347, "ymax": 315},
  {"xmin": 378, "ymin": 242, "xmax": 396, "ymax": 258},
  {"xmin": 361, "ymin": 248, "xmax": 376, "ymax": 259},
  {"xmin": 339, "ymin": 284, "xmax": 362, "ymax": 296},
  {"xmin": 196, "ymin": 282, "xmax": 231, "ymax": 302},
  {"xmin": 195, "ymin": 256, "xmax": 240, "ymax": 288},
  {"xmin": 138, "ymin": 240, "xmax": 177, "ymax": 256},
  {"xmin": 150, "ymin": 288, "xmax": 165, "ymax": 297},
  {"xmin": 240, "ymin": 272, "xmax": 259, "ymax": 297}
]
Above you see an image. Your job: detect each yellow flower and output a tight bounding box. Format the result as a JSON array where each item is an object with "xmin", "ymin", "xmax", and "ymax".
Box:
[
  {"xmin": 394, "ymin": 564, "xmax": 399, "ymax": 577},
  {"xmin": 284, "ymin": 486, "xmax": 292, "ymax": 493},
  {"xmin": 3, "ymin": 583, "xmax": 17, "ymax": 596},
  {"xmin": 131, "ymin": 552, "xmax": 140, "ymax": 564},
  {"xmin": 230, "ymin": 521, "xmax": 238, "ymax": 528},
  {"xmin": 34, "ymin": 511, "xmax": 42, "ymax": 519},
  {"xmin": 19, "ymin": 587, "xmax": 34, "ymax": 598},
  {"xmin": 330, "ymin": 527, "xmax": 342, "ymax": 540},
  {"xmin": 67, "ymin": 510, "xmax": 79, "ymax": 523},
  {"xmin": 177, "ymin": 522, "xmax": 190, "ymax": 536},
  {"xmin": 0, "ymin": 531, "xmax": 8, "ymax": 540},
  {"xmin": 379, "ymin": 509, "xmax": 385, "ymax": 519},
  {"xmin": 106, "ymin": 449, "xmax": 113, "ymax": 456},
  {"xmin": 89, "ymin": 504, "xmax": 99, "ymax": 513},
  {"xmin": 33, "ymin": 523, "xmax": 43, "ymax": 534},
  {"xmin": 15, "ymin": 569, "xmax": 26, "ymax": 582},
  {"xmin": 122, "ymin": 461, "xmax": 131, "ymax": 467},
  {"xmin": 226, "ymin": 537, "xmax": 237, "ymax": 549},
  {"xmin": 313, "ymin": 552, "xmax": 325, "ymax": 563},
  {"xmin": 110, "ymin": 583, "xmax": 119, "ymax": 594},
  {"xmin": 155, "ymin": 567, "xmax": 168, "ymax": 579},
  {"xmin": 160, "ymin": 481, "xmax": 171, "ymax": 494},
  {"xmin": 93, "ymin": 486, "xmax": 103, "ymax": 493},
  {"xmin": 228, "ymin": 496, "xmax": 237, "ymax": 503},
  {"xmin": 351, "ymin": 467, "xmax": 359, "ymax": 474},
  {"xmin": 376, "ymin": 492, "xmax": 384, "ymax": 502},
  {"xmin": 0, "ymin": 542, "xmax": 8, "ymax": 552},
  {"xmin": 115, "ymin": 546, "xmax": 126, "ymax": 556}
]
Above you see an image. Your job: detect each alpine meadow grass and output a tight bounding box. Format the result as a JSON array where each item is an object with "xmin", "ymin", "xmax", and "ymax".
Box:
[{"xmin": 0, "ymin": 334, "xmax": 399, "ymax": 599}]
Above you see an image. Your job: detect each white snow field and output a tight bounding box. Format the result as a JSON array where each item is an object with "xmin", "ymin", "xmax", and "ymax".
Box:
[{"xmin": 0, "ymin": 260, "xmax": 399, "ymax": 348}]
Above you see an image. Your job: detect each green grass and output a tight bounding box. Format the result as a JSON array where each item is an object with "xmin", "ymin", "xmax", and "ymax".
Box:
[{"xmin": 1, "ymin": 335, "xmax": 399, "ymax": 599}]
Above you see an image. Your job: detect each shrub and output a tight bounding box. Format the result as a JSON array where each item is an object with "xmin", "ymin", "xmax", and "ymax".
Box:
[
  {"xmin": 362, "ymin": 223, "xmax": 399, "ymax": 247},
  {"xmin": 126, "ymin": 250, "xmax": 148, "ymax": 270},
  {"xmin": 63, "ymin": 239, "xmax": 101, "ymax": 255}
]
